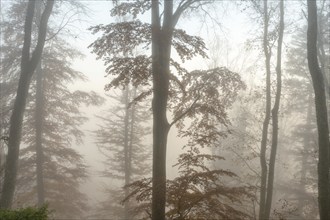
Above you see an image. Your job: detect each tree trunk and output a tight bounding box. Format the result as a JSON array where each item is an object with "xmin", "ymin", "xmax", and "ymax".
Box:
[
  {"xmin": 259, "ymin": 0, "xmax": 272, "ymax": 219},
  {"xmin": 125, "ymin": 87, "xmax": 136, "ymax": 219},
  {"xmin": 264, "ymin": 0, "xmax": 284, "ymax": 217},
  {"xmin": 35, "ymin": 61, "xmax": 45, "ymax": 207},
  {"xmin": 128, "ymin": 87, "xmax": 136, "ymax": 183},
  {"xmin": 316, "ymin": 4, "xmax": 330, "ymax": 99},
  {"xmin": 307, "ymin": 1, "xmax": 330, "ymax": 219},
  {"xmin": 35, "ymin": 0, "xmax": 45, "ymax": 207},
  {"xmin": 151, "ymin": 0, "xmax": 173, "ymax": 219},
  {"xmin": 298, "ymin": 93, "xmax": 313, "ymax": 218},
  {"xmin": 124, "ymin": 86, "xmax": 130, "ymax": 219},
  {"xmin": 0, "ymin": 0, "xmax": 54, "ymax": 208}
]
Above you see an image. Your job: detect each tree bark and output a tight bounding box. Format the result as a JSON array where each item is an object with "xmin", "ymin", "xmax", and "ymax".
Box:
[
  {"xmin": 151, "ymin": 0, "xmax": 172, "ymax": 219},
  {"xmin": 307, "ymin": 1, "xmax": 330, "ymax": 219},
  {"xmin": 264, "ymin": 0, "xmax": 284, "ymax": 217},
  {"xmin": 259, "ymin": 0, "xmax": 272, "ymax": 219},
  {"xmin": 0, "ymin": 0, "xmax": 54, "ymax": 208}
]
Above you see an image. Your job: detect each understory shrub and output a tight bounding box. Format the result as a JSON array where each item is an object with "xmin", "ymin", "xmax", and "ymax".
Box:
[{"xmin": 0, "ymin": 205, "xmax": 49, "ymax": 220}]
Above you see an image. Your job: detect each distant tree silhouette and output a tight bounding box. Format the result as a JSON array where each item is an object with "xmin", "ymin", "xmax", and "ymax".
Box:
[
  {"xmin": 0, "ymin": 0, "xmax": 54, "ymax": 208},
  {"xmin": 0, "ymin": 1, "xmax": 103, "ymax": 217},
  {"xmin": 94, "ymin": 85, "xmax": 151, "ymax": 219}
]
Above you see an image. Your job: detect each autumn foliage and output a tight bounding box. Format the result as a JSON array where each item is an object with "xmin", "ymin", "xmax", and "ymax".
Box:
[{"xmin": 123, "ymin": 146, "xmax": 254, "ymax": 220}]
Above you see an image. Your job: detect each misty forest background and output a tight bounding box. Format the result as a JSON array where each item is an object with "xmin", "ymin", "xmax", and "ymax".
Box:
[{"xmin": 0, "ymin": 0, "xmax": 329, "ymax": 219}]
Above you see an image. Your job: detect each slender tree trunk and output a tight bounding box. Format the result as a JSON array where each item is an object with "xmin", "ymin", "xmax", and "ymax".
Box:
[
  {"xmin": 264, "ymin": 0, "xmax": 284, "ymax": 217},
  {"xmin": 259, "ymin": 0, "xmax": 272, "ymax": 219},
  {"xmin": 151, "ymin": 0, "xmax": 173, "ymax": 219},
  {"xmin": 315, "ymin": 1, "xmax": 330, "ymax": 147},
  {"xmin": 35, "ymin": 61, "xmax": 45, "ymax": 207},
  {"xmin": 125, "ymin": 87, "xmax": 137, "ymax": 218},
  {"xmin": 0, "ymin": 68, "xmax": 33, "ymax": 209},
  {"xmin": 124, "ymin": 86, "xmax": 130, "ymax": 219},
  {"xmin": 307, "ymin": 1, "xmax": 330, "ymax": 219},
  {"xmin": 128, "ymin": 87, "xmax": 136, "ymax": 183},
  {"xmin": 298, "ymin": 93, "xmax": 313, "ymax": 218},
  {"xmin": 34, "ymin": 0, "xmax": 45, "ymax": 207},
  {"xmin": 0, "ymin": 0, "xmax": 54, "ymax": 208},
  {"xmin": 316, "ymin": 5, "xmax": 330, "ymax": 98}
]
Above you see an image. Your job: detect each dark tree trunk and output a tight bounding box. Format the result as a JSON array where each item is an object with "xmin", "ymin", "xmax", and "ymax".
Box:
[
  {"xmin": 307, "ymin": 1, "xmax": 330, "ymax": 219},
  {"xmin": 316, "ymin": 5, "xmax": 330, "ymax": 99},
  {"xmin": 151, "ymin": 0, "xmax": 172, "ymax": 219},
  {"xmin": 264, "ymin": 0, "xmax": 284, "ymax": 217},
  {"xmin": 0, "ymin": 0, "xmax": 54, "ymax": 208},
  {"xmin": 259, "ymin": 0, "xmax": 272, "ymax": 218},
  {"xmin": 35, "ymin": 61, "xmax": 45, "ymax": 207},
  {"xmin": 150, "ymin": 0, "xmax": 208, "ymax": 218}
]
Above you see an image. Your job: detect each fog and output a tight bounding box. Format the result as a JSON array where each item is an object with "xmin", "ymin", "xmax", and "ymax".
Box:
[{"xmin": 0, "ymin": 0, "xmax": 329, "ymax": 219}]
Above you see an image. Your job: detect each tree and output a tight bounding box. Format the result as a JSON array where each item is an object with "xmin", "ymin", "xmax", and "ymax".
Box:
[
  {"xmin": 34, "ymin": 0, "xmax": 46, "ymax": 207},
  {"xmin": 264, "ymin": 0, "xmax": 284, "ymax": 218},
  {"xmin": 257, "ymin": 0, "xmax": 274, "ymax": 216},
  {"xmin": 0, "ymin": 0, "xmax": 54, "ymax": 208},
  {"xmin": 90, "ymin": 13, "xmax": 247, "ymax": 214},
  {"xmin": 94, "ymin": 85, "xmax": 151, "ymax": 219},
  {"xmin": 316, "ymin": 0, "xmax": 330, "ymax": 99},
  {"xmin": 307, "ymin": 0, "xmax": 330, "ymax": 219},
  {"xmin": 89, "ymin": 1, "xmax": 244, "ymax": 218},
  {"xmin": 282, "ymin": 25, "xmax": 318, "ymax": 219},
  {"xmin": 242, "ymin": 0, "xmax": 285, "ymax": 218},
  {"xmin": 0, "ymin": 0, "xmax": 25, "ymax": 192},
  {"xmin": 0, "ymin": 1, "xmax": 103, "ymax": 217},
  {"xmin": 13, "ymin": 39, "xmax": 103, "ymax": 219}
]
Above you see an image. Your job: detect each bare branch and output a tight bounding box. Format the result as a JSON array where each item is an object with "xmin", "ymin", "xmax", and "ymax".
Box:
[
  {"xmin": 172, "ymin": 0, "xmax": 209, "ymax": 28},
  {"xmin": 228, "ymin": 146, "xmax": 260, "ymax": 177},
  {"xmin": 45, "ymin": 11, "xmax": 80, "ymax": 41}
]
